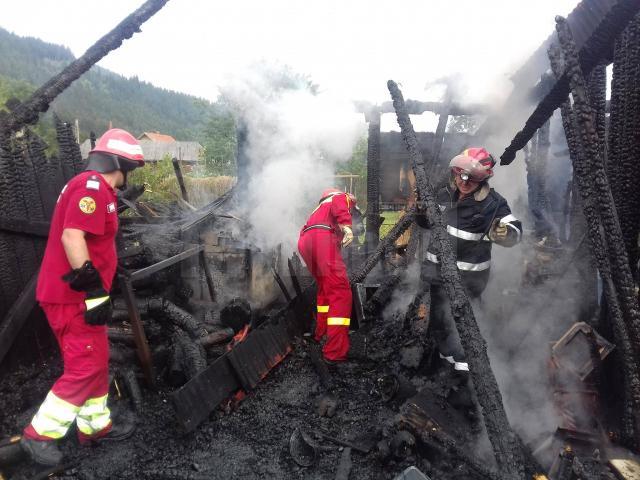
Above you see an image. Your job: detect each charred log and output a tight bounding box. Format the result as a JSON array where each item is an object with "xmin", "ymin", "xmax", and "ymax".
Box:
[
  {"xmin": 365, "ymin": 109, "xmax": 382, "ymax": 253},
  {"xmin": 607, "ymin": 14, "xmax": 640, "ymax": 279},
  {"xmin": 387, "ymin": 79, "xmax": 524, "ymax": 478},
  {"xmin": 54, "ymin": 116, "xmax": 83, "ymax": 181},
  {"xmin": 554, "ymin": 16, "xmax": 640, "ymax": 447},
  {"xmin": 349, "ymin": 211, "xmax": 415, "ymax": 284},
  {"xmin": 219, "ymin": 298, "xmax": 252, "ymax": 334},
  {"xmin": 500, "ymin": 0, "xmax": 640, "ymax": 165},
  {"xmin": 149, "ymin": 298, "xmax": 207, "ymax": 339}
]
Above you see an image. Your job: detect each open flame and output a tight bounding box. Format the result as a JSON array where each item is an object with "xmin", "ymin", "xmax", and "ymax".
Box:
[{"xmin": 227, "ymin": 324, "xmax": 250, "ymax": 351}]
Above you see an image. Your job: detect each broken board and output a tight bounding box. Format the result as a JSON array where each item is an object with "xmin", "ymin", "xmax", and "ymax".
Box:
[{"xmin": 171, "ymin": 299, "xmax": 304, "ymax": 431}]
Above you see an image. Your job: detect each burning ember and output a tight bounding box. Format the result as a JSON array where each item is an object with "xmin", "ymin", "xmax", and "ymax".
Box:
[{"xmin": 227, "ymin": 324, "xmax": 251, "ymax": 351}]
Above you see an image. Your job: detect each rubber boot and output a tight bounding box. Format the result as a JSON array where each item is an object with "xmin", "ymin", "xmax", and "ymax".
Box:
[
  {"xmin": 20, "ymin": 437, "xmax": 63, "ymax": 466},
  {"xmin": 82, "ymin": 421, "xmax": 136, "ymax": 445}
]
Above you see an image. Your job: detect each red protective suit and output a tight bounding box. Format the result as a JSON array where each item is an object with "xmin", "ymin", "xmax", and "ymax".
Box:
[
  {"xmin": 298, "ymin": 191, "xmax": 353, "ymax": 361},
  {"xmin": 24, "ymin": 171, "xmax": 118, "ymax": 443}
]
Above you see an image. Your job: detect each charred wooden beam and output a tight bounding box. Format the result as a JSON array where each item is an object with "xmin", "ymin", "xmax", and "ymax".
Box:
[
  {"xmin": 0, "ymin": 217, "xmax": 50, "ymax": 237},
  {"xmin": 607, "ymin": 14, "xmax": 640, "ymax": 278},
  {"xmin": 387, "ymin": 79, "xmax": 524, "ymax": 478},
  {"xmin": 349, "ymin": 210, "xmax": 415, "ymax": 284},
  {"xmin": 0, "ymin": 0, "xmax": 169, "ymax": 134},
  {"xmin": 118, "ymin": 274, "xmax": 155, "ymax": 386},
  {"xmin": 0, "ymin": 272, "xmax": 37, "ymax": 365},
  {"xmin": 355, "ymin": 100, "xmax": 489, "ymax": 116},
  {"xmin": 554, "ymin": 16, "xmax": 640, "ymax": 447},
  {"xmin": 500, "ymin": 0, "xmax": 640, "ymax": 165},
  {"xmin": 149, "ymin": 298, "xmax": 207, "ymax": 339},
  {"xmin": 171, "ymin": 157, "xmax": 190, "ymax": 203},
  {"xmin": 365, "ymin": 109, "xmax": 382, "ymax": 254},
  {"xmin": 130, "ymin": 245, "xmax": 203, "ymax": 281}
]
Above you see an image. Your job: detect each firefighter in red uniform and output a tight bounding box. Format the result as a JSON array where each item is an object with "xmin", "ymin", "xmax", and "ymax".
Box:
[
  {"xmin": 298, "ymin": 188, "xmax": 356, "ymax": 363},
  {"xmin": 20, "ymin": 129, "xmax": 145, "ymax": 466}
]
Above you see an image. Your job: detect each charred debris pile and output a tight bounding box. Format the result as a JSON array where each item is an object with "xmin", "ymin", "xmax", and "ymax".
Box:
[{"xmin": 3, "ymin": 0, "xmax": 640, "ymax": 479}]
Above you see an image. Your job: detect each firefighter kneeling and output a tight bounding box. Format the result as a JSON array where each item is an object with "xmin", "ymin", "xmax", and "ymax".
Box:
[
  {"xmin": 298, "ymin": 188, "xmax": 359, "ymax": 364},
  {"xmin": 21, "ymin": 129, "xmax": 145, "ymax": 466},
  {"xmin": 416, "ymin": 148, "xmax": 521, "ymax": 408}
]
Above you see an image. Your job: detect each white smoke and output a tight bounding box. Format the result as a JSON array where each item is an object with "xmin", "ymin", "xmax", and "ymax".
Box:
[{"xmin": 220, "ymin": 63, "xmax": 365, "ymax": 252}]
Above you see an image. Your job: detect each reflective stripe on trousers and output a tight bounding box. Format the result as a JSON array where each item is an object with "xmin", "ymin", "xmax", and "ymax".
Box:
[
  {"xmin": 76, "ymin": 394, "xmax": 111, "ymax": 435},
  {"xmin": 30, "ymin": 391, "xmax": 80, "ymax": 439},
  {"xmin": 327, "ymin": 317, "xmax": 350, "ymax": 326},
  {"xmin": 425, "ymin": 252, "xmax": 491, "ymax": 272},
  {"xmin": 30, "ymin": 391, "xmax": 111, "ymax": 439},
  {"xmin": 439, "ymin": 353, "xmax": 469, "ymax": 371}
]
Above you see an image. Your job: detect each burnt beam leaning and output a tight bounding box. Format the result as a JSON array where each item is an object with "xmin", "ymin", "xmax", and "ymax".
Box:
[{"xmin": 388, "ymin": 79, "xmax": 524, "ymax": 478}]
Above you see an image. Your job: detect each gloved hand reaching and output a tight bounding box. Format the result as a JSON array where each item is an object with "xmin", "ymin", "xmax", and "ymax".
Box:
[
  {"xmin": 340, "ymin": 225, "xmax": 354, "ymax": 248},
  {"xmin": 62, "ymin": 261, "xmax": 112, "ymax": 325},
  {"xmin": 488, "ymin": 219, "xmax": 509, "ymax": 243}
]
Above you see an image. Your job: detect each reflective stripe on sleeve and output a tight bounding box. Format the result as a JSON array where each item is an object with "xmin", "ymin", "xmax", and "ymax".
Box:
[
  {"xmin": 425, "ymin": 252, "xmax": 491, "ymax": 271},
  {"xmin": 499, "ymin": 214, "xmax": 518, "ymax": 224},
  {"xmin": 446, "ymin": 225, "xmax": 484, "ymax": 241},
  {"xmin": 456, "ymin": 260, "xmax": 491, "ymax": 271},
  {"xmin": 506, "ymin": 223, "xmax": 522, "ymax": 241},
  {"xmin": 317, "ymin": 305, "xmax": 329, "ymax": 313},
  {"xmin": 327, "ymin": 317, "xmax": 350, "ymax": 326}
]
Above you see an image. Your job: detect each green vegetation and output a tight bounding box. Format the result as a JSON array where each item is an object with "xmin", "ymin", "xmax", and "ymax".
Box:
[
  {"xmin": 128, "ymin": 154, "xmax": 235, "ymax": 207},
  {"xmin": 0, "ymin": 73, "xmax": 57, "ymax": 148},
  {"xmin": 0, "ymin": 27, "xmax": 216, "ymax": 142},
  {"xmin": 379, "ymin": 210, "xmax": 402, "ymax": 238}
]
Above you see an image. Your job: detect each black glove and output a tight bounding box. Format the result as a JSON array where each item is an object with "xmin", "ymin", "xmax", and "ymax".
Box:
[
  {"xmin": 62, "ymin": 261, "xmax": 111, "ymax": 325},
  {"xmin": 62, "ymin": 261, "xmax": 103, "ymax": 292},
  {"xmin": 84, "ymin": 288, "xmax": 112, "ymax": 325}
]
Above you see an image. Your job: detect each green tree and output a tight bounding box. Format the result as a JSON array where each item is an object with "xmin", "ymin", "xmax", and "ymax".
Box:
[{"xmin": 198, "ymin": 102, "xmax": 237, "ymax": 176}]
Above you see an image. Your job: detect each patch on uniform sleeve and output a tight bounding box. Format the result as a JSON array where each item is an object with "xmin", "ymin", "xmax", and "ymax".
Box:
[
  {"xmin": 107, "ymin": 202, "xmax": 116, "ymax": 213},
  {"xmin": 79, "ymin": 197, "xmax": 96, "ymax": 214},
  {"xmin": 86, "ymin": 178, "xmax": 100, "ymax": 190}
]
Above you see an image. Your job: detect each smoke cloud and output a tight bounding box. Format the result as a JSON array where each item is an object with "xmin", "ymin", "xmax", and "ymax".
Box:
[{"xmin": 220, "ymin": 63, "xmax": 365, "ymax": 252}]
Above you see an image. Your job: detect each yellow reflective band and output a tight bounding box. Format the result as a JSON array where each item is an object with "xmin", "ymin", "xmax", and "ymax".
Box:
[
  {"xmin": 317, "ymin": 305, "xmax": 329, "ymax": 313},
  {"xmin": 85, "ymin": 296, "xmax": 109, "ymax": 311},
  {"xmin": 30, "ymin": 391, "xmax": 80, "ymax": 439},
  {"xmin": 327, "ymin": 317, "xmax": 350, "ymax": 326},
  {"xmin": 77, "ymin": 394, "xmax": 111, "ymax": 434}
]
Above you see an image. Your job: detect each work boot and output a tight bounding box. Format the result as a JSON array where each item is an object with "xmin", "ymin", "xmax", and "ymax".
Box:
[
  {"xmin": 83, "ymin": 421, "xmax": 136, "ymax": 445},
  {"xmin": 20, "ymin": 437, "xmax": 63, "ymax": 466}
]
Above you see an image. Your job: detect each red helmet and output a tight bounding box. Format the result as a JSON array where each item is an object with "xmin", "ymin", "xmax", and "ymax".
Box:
[
  {"xmin": 320, "ymin": 188, "xmax": 343, "ymax": 201},
  {"xmin": 449, "ymin": 147, "xmax": 495, "ymax": 182},
  {"xmin": 86, "ymin": 128, "xmax": 145, "ymax": 173}
]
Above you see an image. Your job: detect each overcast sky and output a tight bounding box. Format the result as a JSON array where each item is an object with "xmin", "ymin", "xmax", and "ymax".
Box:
[{"xmin": 1, "ymin": 0, "xmax": 579, "ymax": 107}]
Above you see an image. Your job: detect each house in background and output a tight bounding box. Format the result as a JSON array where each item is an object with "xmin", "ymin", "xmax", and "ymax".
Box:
[
  {"xmin": 138, "ymin": 131, "xmax": 176, "ymax": 143},
  {"xmin": 80, "ymin": 131, "xmax": 203, "ymax": 165}
]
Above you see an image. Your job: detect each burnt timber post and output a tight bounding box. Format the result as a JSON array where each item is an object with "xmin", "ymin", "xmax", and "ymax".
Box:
[
  {"xmin": 364, "ymin": 108, "xmax": 382, "ymax": 255},
  {"xmin": 555, "ymin": 16, "xmax": 640, "ymax": 448},
  {"xmin": 387, "ymin": 79, "xmax": 524, "ymax": 478}
]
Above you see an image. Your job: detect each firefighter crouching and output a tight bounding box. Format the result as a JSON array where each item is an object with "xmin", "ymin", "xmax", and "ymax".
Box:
[
  {"xmin": 20, "ymin": 129, "xmax": 145, "ymax": 466},
  {"xmin": 298, "ymin": 189, "xmax": 359, "ymax": 364},
  {"xmin": 416, "ymin": 148, "xmax": 521, "ymax": 398}
]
